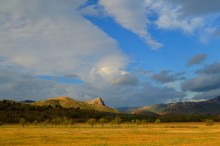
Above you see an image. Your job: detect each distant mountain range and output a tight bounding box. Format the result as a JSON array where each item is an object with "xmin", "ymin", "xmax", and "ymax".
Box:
[
  {"xmin": 3, "ymin": 95, "xmax": 220, "ymax": 116},
  {"xmin": 117, "ymin": 96, "xmax": 220, "ymax": 115},
  {"xmin": 32, "ymin": 96, "xmax": 120, "ymax": 113}
]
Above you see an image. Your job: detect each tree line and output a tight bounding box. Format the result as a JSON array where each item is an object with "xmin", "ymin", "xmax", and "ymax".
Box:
[{"xmin": 16, "ymin": 117, "xmax": 162, "ymax": 128}]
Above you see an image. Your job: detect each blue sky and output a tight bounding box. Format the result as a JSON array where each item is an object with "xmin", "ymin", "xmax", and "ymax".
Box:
[{"xmin": 0, "ymin": 0, "xmax": 220, "ymax": 107}]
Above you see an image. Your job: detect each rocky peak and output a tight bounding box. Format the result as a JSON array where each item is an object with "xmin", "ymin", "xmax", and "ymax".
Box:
[{"xmin": 86, "ymin": 97, "xmax": 105, "ymax": 106}]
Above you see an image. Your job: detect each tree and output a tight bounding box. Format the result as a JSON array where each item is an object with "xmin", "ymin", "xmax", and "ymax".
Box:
[
  {"xmin": 87, "ymin": 118, "xmax": 96, "ymax": 128},
  {"xmin": 63, "ymin": 117, "xmax": 69, "ymax": 127},
  {"xmin": 205, "ymin": 119, "xmax": 214, "ymax": 126},
  {"xmin": 110, "ymin": 120, "xmax": 116, "ymax": 127},
  {"xmin": 51, "ymin": 119, "xmax": 58, "ymax": 127},
  {"xmin": 131, "ymin": 120, "xmax": 135, "ymax": 127},
  {"xmin": 126, "ymin": 122, "xmax": 130, "ymax": 127},
  {"xmin": 114, "ymin": 116, "xmax": 121, "ymax": 127},
  {"xmin": 155, "ymin": 119, "xmax": 161, "ymax": 124},
  {"xmin": 68, "ymin": 119, "xmax": 75, "ymax": 127},
  {"xmin": 141, "ymin": 119, "xmax": 147, "ymax": 127},
  {"xmin": 136, "ymin": 119, "xmax": 141, "ymax": 127},
  {"xmin": 19, "ymin": 118, "xmax": 26, "ymax": 127},
  {"xmin": 26, "ymin": 121, "xmax": 30, "ymax": 127},
  {"xmin": 99, "ymin": 118, "xmax": 107, "ymax": 128},
  {"xmin": 43, "ymin": 119, "xmax": 50, "ymax": 127}
]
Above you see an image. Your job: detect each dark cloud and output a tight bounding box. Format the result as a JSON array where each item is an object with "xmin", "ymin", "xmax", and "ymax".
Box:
[
  {"xmin": 0, "ymin": 68, "xmax": 68, "ymax": 101},
  {"xmin": 211, "ymin": 28, "xmax": 220, "ymax": 37},
  {"xmin": 196, "ymin": 62, "xmax": 220, "ymax": 74},
  {"xmin": 181, "ymin": 74, "xmax": 220, "ymax": 92},
  {"xmin": 168, "ymin": 0, "xmax": 220, "ymax": 17},
  {"xmin": 64, "ymin": 74, "xmax": 81, "ymax": 79},
  {"xmin": 111, "ymin": 73, "xmax": 138, "ymax": 86},
  {"xmin": 77, "ymin": 82, "xmax": 186, "ymax": 107},
  {"xmin": 187, "ymin": 54, "xmax": 207, "ymax": 66},
  {"xmin": 182, "ymin": 62, "xmax": 220, "ymax": 94},
  {"xmin": 193, "ymin": 89, "xmax": 220, "ymax": 100},
  {"xmin": 152, "ymin": 70, "xmax": 185, "ymax": 83},
  {"xmin": 0, "ymin": 66, "xmax": 185, "ymax": 107}
]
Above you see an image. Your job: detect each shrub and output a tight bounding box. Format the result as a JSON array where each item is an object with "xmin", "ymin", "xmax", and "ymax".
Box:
[
  {"xmin": 141, "ymin": 119, "xmax": 147, "ymax": 127},
  {"xmin": 155, "ymin": 119, "xmax": 161, "ymax": 124},
  {"xmin": 19, "ymin": 118, "xmax": 26, "ymax": 127},
  {"xmin": 131, "ymin": 120, "xmax": 135, "ymax": 127},
  {"xmin": 205, "ymin": 119, "xmax": 214, "ymax": 126},
  {"xmin": 135, "ymin": 119, "xmax": 141, "ymax": 127},
  {"xmin": 114, "ymin": 116, "xmax": 121, "ymax": 127},
  {"xmin": 33, "ymin": 120, "xmax": 38, "ymax": 127}
]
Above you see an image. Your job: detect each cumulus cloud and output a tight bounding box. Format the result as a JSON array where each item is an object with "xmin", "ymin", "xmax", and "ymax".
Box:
[
  {"xmin": 181, "ymin": 74, "xmax": 220, "ymax": 92},
  {"xmin": 82, "ymin": 0, "xmax": 220, "ymax": 50},
  {"xmin": 99, "ymin": 0, "xmax": 163, "ymax": 50},
  {"xmin": 69, "ymin": 81, "xmax": 186, "ymax": 107},
  {"xmin": 196, "ymin": 62, "xmax": 220, "ymax": 74},
  {"xmin": 152, "ymin": 70, "xmax": 185, "ymax": 83},
  {"xmin": 0, "ymin": 0, "xmax": 189, "ymax": 106},
  {"xmin": 193, "ymin": 89, "xmax": 220, "ymax": 100},
  {"xmin": 0, "ymin": 0, "xmax": 128, "ymax": 86},
  {"xmin": 0, "ymin": 66, "xmax": 185, "ymax": 107},
  {"xmin": 187, "ymin": 54, "xmax": 207, "ymax": 66},
  {"xmin": 211, "ymin": 28, "xmax": 220, "ymax": 37},
  {"xmin": 146, "ymin": 0, "xmax": 203, "ymax": 33},
  {"xmin": 167, "ymin": 0, "xmax": 220, "ymax": 16},
  {"xmin": 182, "ymin": 62, "xmax": 220, "ymax": 101},
  {"xmin": 0, "ymin": 67, "xmax": 68, "ymax": 101}
]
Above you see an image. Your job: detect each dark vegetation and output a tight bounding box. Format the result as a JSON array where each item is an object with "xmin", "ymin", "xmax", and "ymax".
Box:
[{"xmin": 0, "ymin": 99, "xmax": 220, "ymax": 125}]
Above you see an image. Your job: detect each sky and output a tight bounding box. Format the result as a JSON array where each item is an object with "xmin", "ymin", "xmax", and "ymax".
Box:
[{"xmin": 0, "ymin": 0, "xmax": 220, "ymax": 107}]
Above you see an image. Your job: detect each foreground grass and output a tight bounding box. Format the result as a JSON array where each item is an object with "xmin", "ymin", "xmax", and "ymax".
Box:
[{"xmin": 0, "ymin": 123, "xmax": 220, "ymax": 146}]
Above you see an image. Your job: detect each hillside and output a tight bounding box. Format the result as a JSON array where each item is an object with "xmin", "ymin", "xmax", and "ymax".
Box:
[
  {"xmin": 32, "ymin": 96, "xmax": 120, "ymax": 113},
  {"xmin": 0, "ymin": 97, "xmax": 124, "ymax": 123},
  {"xmin": 118, "ymin": 96, "xmax": 220, "ymax": 115}
]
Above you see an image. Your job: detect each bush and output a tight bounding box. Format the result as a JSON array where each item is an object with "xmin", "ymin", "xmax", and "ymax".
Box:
[
  {"xmin": 135, "ymin": 119, "xmax": 141, "ymax": 127},
  {"xmin": 205, "ymin": 119, "xmax": 214, "ymax": 126},
  {"xmin": 114, "ymin": 116, "xmax": 121, "ymax": 127},
  {"xmin": 155, "ymin": 119, "xmax": 161, "ymax": 124},
  {"xmin": 19, "ymin": 118, "xmax": 26, "ymax": 127}
]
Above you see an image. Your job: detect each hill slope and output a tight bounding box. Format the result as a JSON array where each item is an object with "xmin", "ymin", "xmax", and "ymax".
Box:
[
  {"xmin": 118, "ymin": 96, "xmax": 220, "ymax": 115},
  {"xmin": 32, "ymin": 96, "xmax": 120, "ymax": 113}
]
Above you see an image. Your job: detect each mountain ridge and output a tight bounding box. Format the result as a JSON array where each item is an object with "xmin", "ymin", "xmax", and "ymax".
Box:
[{"xmin": 117, "ymin": 96, "xmax": 220, "ymax": 115}]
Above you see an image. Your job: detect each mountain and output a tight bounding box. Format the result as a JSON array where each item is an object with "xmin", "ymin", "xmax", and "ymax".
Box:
[
  {"xmin": 116, "ymin": 107, "xmax": 139, "ymax": 113},
  {"xmin": 118, "ymin": 96, "xmax": 220, "ymax": 115},
  {"xmin": 32, "ymin": 96, "xmax": 120, "ymax": 113},
  {"xmin": 20, "ymin": 100, "xmax": 36, "ymax": 104}
]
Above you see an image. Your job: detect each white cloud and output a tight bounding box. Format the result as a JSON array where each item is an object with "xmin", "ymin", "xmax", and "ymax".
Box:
[
  {"xmin": 85, "ymin": 0, "xmax": 220, "ymax": 47},
  {"xmin": 0, "ymin": 0, "xmax": 193, "ymax": 106},
  {"xmin": 0, "ymin": 66, "xmax": 185, "ymax": 107},
  {"xmin": 145, "ymin": 0, "xmax": 204, "ymax": 33},
  {"xmin": 0, "ymin": 0, "xmax": 128, "ymax": 86},
  {"xmin": 99, "ymin": 0, "xmax": 163, "ymax": 50}
]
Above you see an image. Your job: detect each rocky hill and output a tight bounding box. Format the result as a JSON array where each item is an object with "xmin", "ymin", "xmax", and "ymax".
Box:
[{"xmin": 32, "ymin": 96, "xmax": 120, "ymax": 113}]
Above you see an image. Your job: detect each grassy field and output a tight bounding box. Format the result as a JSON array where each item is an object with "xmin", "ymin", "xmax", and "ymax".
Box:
[{"xmin": 0, "ymin": 123, "xmax": 220, "ymax": 146}]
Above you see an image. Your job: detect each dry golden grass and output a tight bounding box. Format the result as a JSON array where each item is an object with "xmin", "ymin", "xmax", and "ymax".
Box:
[{"xmin": 0, "ymin": 122, "xmax": 220, "ymax": 146}]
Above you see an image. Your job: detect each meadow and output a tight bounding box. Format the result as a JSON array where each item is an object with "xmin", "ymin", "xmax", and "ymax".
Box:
[{"xmin": 0, "ymin": 122, "xmax": 220, "ymax": 146}]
